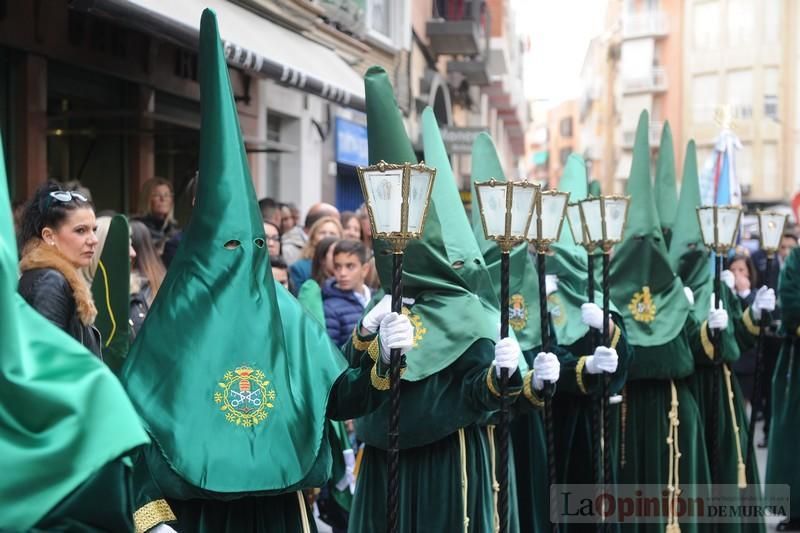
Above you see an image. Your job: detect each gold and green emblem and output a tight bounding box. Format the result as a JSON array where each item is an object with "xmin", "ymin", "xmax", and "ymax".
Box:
[
  {"xmin": 508, "ymin": 294, "xmax": 529, "ymax": 331},
  {"xmin": 214, "ymin": 366, "xmax": 276, "ymax": 427},
  {"xmin": 401, "ymin": 306, "xmax": 426, "ymax": 347},
  {"xmin": 547, "ymin": 293, "xmax": 566, "ymax": 327},
  {"xmin": 629, "ymin": 286, "xmax": 657, "ymax": 323}
]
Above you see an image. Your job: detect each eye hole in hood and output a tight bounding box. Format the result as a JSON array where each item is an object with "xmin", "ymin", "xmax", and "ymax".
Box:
[
  {"xmin": 224, "ymin": 240, "xmax": 241, "ymax": 250},
  {"xmin": 254, "ymin": 238, "xmax": 265, "ymax": 248}
]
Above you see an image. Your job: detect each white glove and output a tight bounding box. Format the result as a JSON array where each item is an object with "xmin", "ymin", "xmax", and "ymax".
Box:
[
  {"xmin": 720, "ymin": 270, "xmax": 735, "ymax": 291},
  {"xmin": 751, "ymin": 286, "xmax": 776, "ymax": 320},
  {"xmin": 684, "ymin": 286, "xmax": 695, "ymax": 306},
  {"xmin": 494, "ymin": 337, "xmax": 521, "ymax": 377},
  {"xmin": 532, "ymin": 351, "xmax": 560, "ymax": 391},
  {"xmin": 581, "ymin": 302, "xmax": 604, "ymax": 330},
  {"xmin": 361, "ymin": 295, "xmax": 415, "ymax": 334},
  {"xmin": 584, "ymin": 346, "xmax": 619, "ymax": 374},
  {"xmin": 378, "ymin": 313, "xmax": 414, "ymax": 364},
  {"xmin": 335, "ymin": 449, "xmax": 356, "ymax": 494},
  {"xmin": 707, "ymin": 294, "xmax": 728, "ymax": 331},
  {"xmin": 148, "ymin": 525, "xmax": 178, "ymax": 533},
  {"xmin": 545, "ymin": 275, "xmax": 559, "ymax": 296}
]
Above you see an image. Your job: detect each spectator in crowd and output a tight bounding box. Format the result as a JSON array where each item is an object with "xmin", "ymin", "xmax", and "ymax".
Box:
[
  {"xmin": 322, "ymin": 239, "xmax": 372, "ymax": 348},
  {"xmin": 133, "ymin": 177, "xmax": 180, "ymax": 254},
  {"xmin": 129, "ymin": 220, "xmax": 166, "ymax": 337},
  {"xmin": 282, "ymin": 202, "xmax": 340, "ymax": 265},
  {"xmin": 340, "ymin": 211, "xmax": 362, "ymax": 241},
  {"xmin": 310, "ymin": 236, "xmax": 340, "ymax": 287},
  {"xmin": 270, "ymin": 256, "xmax": 290, "ymax": 291},
  {"xmin": 288, "ymin": 215, "xmax": 342, "ymax": 291},
  {"xmin": 263, "ymin": 220, "xmax": 281, "ymax": 258},
  {"xmin": 728, "ymin": 253, "xmax": 758, "ymax": 400},
  {"xmin": 17, "ymin": 182, "xmax": 102, "ymax": 357},
  {"xmin": 258, "ymin": 197, "xmax": 282, "ymax": 227},
  {"xmin": 357, "ymin": 206, "xmax": 372, "ymax": 249},
  {"xmin": 279, "ymin": 203, "xmax": 296, "ymax": 234},
  {"xmin": 79, "ymin": 216, "xmax": 113, "ymax": 285}
]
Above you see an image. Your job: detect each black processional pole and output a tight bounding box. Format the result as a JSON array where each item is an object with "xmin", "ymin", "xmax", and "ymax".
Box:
[
  {"xmin": 357, "ymin": 161, "xmax": 436, "ymax": 533},
  {"xmin": 474, "ymin": 178, "xmax": 539, "ymax": 533},
  {"xmin": 745, "ymin": 212, "xmax": 786, "ymax": 477}
]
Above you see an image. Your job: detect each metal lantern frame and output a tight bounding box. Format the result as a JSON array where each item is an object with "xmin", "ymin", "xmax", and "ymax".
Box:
[
  {"xmin": 474, "ymin": 178, "xmax": 540, "ymax": 252},
  {"xmin": 528, "ymin": 189, "xmax": 570, "ymax": 252},
  {"xmin": 577, "ymin": 195, "xmax": 631, "ymax": 252},
  {"xmin": 757, "ymin": 210, "xmax": 789, "ymax": 254},
  {"xmin": 696, "ymin": 204, "xmax": 743, "ymax": 254},
  {"xmin": 357, "ymin": 160, "xmax": 437, "ymax": 251}
]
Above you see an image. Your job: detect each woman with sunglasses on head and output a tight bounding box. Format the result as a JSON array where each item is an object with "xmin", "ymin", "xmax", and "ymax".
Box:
[{"xmin": 17, "ymin": 182, "xmax": 103, "ymax": 357}]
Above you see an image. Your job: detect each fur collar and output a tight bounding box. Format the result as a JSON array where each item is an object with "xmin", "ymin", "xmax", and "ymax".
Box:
[{"xmin": 20, "ymin": 240, "xmax": 97, "ymax": 325}]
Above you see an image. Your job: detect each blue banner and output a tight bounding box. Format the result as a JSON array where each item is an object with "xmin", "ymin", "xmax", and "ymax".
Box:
[{"xmin": 335, "ymin": 117, "xmax": 368, "ymax": 167}]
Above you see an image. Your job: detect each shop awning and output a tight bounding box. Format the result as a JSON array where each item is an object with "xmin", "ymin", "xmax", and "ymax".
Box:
[{"xmin": 71, "ymin": 0, "xmax": 366, "ymax": 111}]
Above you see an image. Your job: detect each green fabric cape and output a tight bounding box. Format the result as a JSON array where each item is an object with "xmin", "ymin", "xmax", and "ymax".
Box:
[
  {"xmin": 654, "ymin": 121, "xmax": 678, "ymax": 238},
  {"xmin": 609, "ymin": 110, "xmax": 689, "ymax": 348},
  {"xmin": 469, "ymin": 132, "xmax": 541, "ymax": 351},
  {"xmin": 297, "ymin": 279, "xmax": 325, "ymax": 326},
  {"xmin": 0, "ymin": 134, "xmax": 148, "ymax": 529},
  {"xmin": 365, "ymin": 67, "xmax": 495, "ymax": 381},
  {"xmin": 121, "ymin": 9, "xmax": 346, "ymax": 494},
  {"xmin": 546, "ymin": 153, "xmax": 618, "ymax": 345},
  {"xmin": 91, "ymin": 213, "xmax": 131, "ymax": 373}
]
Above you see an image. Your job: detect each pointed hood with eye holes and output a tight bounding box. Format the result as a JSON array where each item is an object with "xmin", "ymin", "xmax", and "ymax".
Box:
[
  {"xmin": 546, "ymin": 154, "xmax": 618, "ymax": 345},
  {"xmin": 609, "ymin": 110, "xmax": 689, "ymax": 347},
  {"xmin": 121, "ymin": 9, "xmax": 346, "ymax": 495},
  {"xmin": 469, "ymin": 132, "xmax": 540, "ymax": 351},
  {"xmin": 365, "ymin": 67, "xmax": 495, "ymax": 381},
  {"xmin": 669, "ymin": 140, "xmax": 713, "ymax": 321},
  {"xmin": 655, "ymin": 121, "xmax": 678, "ymax": 245},
  {"xmin": 0, "ymin": 132, "xmax": 148, "ymax": 528}
]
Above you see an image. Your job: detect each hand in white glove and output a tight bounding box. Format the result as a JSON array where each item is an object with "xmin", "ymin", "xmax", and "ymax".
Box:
[
  {"xmin": 532, "ymin": 352, "xmax": 560, "ymax": 390},
  {"xmin": 581, "ymin": 302, "xmax": 604, "ymax": 330},
  {"xmin": 584, "ymin": 346, "xmax": 619, "ymax": 374},
  {"xmin": 751, "ymin": 286, "xmax": 776, "ymax": 320},
  {"xmin": 378, "ymin": 313, "xmax": 414, "ymax": 364},
  {"xmin": 494, "ymin": 337, "xmax": 521, "ymax": 377},
  {"xmin": 362, "ymin": 295, "xmax": 415, "ymax": 334},
  {"xmin": 720, "ymin": 270, "xmax": 735, "ymax": 291},
  {"xmin": 707, "ymin": 294, "xmax": 728, "ymax": 331},
  {"xmin": 545, "ymin": 275, "xmax": 559, "ymax": 296},
  {"xmin": 684, "ymin": 286, "xmax": 695, "ymax": 306},
  {"xmin": 148, "ymin": 524, "xmax": 178, "ymax": 533}
]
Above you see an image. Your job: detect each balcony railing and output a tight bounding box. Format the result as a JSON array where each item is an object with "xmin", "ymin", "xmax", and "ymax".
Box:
[
  {"xmin": 427, "ymin": 0, "xmax": 487, "ymax": 56},
  {"xmin": 622, "ymin": 67, "xmax": 668, "ymax": 94},
  {"xmin": 622, "ymin": 120, "xmax": 663, "ymax": 147},
  {"xmin": 622, "ymin": 11, "xmax": 669, "ymax": 39}
]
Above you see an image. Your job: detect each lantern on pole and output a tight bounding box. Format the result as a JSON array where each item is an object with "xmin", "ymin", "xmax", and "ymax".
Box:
[
  {"xmin": 357, "ymin": 160, "xmax": 435, "ymax": 533},
  {"xmin": 474, "ymin": 178, "xmax": 538, "ymax": 533}
]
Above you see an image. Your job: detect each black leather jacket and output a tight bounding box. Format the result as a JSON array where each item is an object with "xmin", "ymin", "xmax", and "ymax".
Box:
[{"xmin": 18, "ymin": 268, "xmax": 103, "ymax": 358}]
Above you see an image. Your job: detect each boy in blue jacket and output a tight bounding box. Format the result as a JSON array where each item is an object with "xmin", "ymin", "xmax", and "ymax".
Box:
[{"xmin": 323, "ymin": 239, "xmax": 372, "ymax": 346}]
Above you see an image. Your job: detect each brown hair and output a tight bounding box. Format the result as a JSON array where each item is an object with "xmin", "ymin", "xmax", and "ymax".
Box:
[
  {"xmin": 729, "ymin": 254, "xmax": 758, "ymax": 288},
  {"xmin": 311, "ymin": 237, "xmax": 339, "ymax": 286},
  {"xmin": 130, "ymin": 220, "xmax": 166, "ymax": 304}
]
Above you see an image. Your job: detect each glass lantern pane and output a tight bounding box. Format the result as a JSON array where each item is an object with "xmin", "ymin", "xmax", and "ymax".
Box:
[
  {"xmin": 566, "ymin": 203, "xmax": 585, "ymax": 244},
  {"xmin": 603, "ymin": 198, "xmax": 629, "ymax": 242},
  {"xmin": 509, "ymin": 185, "xmax": 537, "ymax": 238},
  {"xmin": 540, "ymin": 192, "xmax": 568, "ymax": 241},
  {"xmin": 364, "ymin": 169, "xmax": 403, "ymax": 234},
  {"xmin": 697, "ymin": 207, "xmax": 716, "ymax": 247},
  {"xmin": 476, "ymin": 183, "xmax": 508, "ymax": 239},
  {"xmin": 759, "ymin": 212, "xmax": 787, "ymax": 251},
  {"xmin": 407, "ymin": 168, "xmax": 434, "ymax": 234},
  {"xmin": 580, "ymin": 198, "xmax": 604, "ymax": 243},
  {"xmin": 717, "ymin": 206, "xmax": 741, "ymax": 246}
]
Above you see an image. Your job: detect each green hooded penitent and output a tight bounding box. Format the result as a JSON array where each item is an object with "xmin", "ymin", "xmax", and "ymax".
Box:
[
  {"xmin": 349, "ymin": 68, "xmax": 521, "ymax": 533},
  {"xmin": 654, "ymin": 121, "xmax": 678, "ymax": 244},
  {"xmin": 121, "ymin": 8, "xmax": 347, "ymax": 501},
  {"xmin": 469, "ymin": 132, "xmax": 540, "ymax": 350},
  {"xmin": 0, "ymin": 134, "xmax": 148, "ymax": 529},
  {"xmin": 91, "ymin": 213, "xmax": 131, "ymax": 373},
  {"xmin": 612, "ymin": 113, "xmax": 711, "ymax": 533}
]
